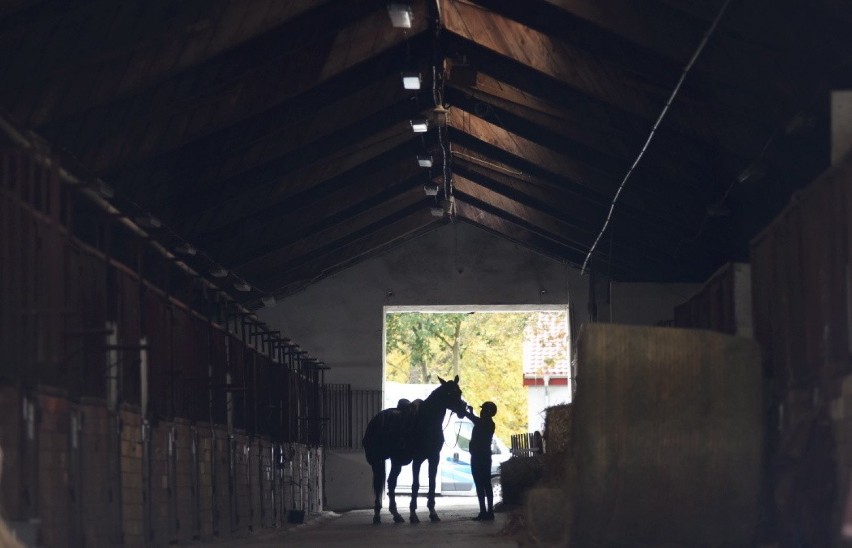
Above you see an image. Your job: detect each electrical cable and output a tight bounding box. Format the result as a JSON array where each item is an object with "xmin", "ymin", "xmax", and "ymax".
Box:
[{"xmin": 580, "ymin": 0, "xmax": 734, "ymax": 276}]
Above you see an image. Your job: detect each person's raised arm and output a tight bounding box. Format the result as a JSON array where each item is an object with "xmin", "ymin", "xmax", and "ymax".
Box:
[{"xmin": 463, "ymin": 405, "xmax": 482, "ymax": 425}]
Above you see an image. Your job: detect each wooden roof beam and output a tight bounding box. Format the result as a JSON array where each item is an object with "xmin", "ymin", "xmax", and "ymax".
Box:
[
  {"xmin": 40, "ymin": 2, "xmax": 432, "ymax": 174},
  {"xmin": 441, "ymin": 1, "xmax": 766, "ymax": 159},
  {"xmin": 174, "ymin": 124, "xmax": 422, "ymax": 238},
  {"xmin": 241, "ymin": 202, "xmax": 442, "ymax": 293}
]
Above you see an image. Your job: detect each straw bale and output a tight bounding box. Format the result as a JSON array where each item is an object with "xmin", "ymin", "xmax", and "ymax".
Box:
[
  {"xmin": 500, "ymin": 455, "xmax": 544, "ymax": 506},
  {"xmin": 523, "ymin": 487, "xmax": 574, "ymax": 546},
  {"xmin": 573, "ymin": 324, "xmax": 763, "ymax": 547},
  {"xmin": 544, "ymin": 403, "xmax": 573, "ymax": 455}
]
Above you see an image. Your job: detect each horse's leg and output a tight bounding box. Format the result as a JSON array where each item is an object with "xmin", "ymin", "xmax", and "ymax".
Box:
[
  {"xmin": 427, "ymin": 455, "xmax": 440, "ymax": 522},
  {"xmin": 371, "ymin": 461, "xmax": 385, "ymax": 524},
  {"xmin": 409, "ymin": 458, "xmax": 423, "ymax": 523},
  {"xmin": 387, "ymin": 460, "xmax": 405, "ymax": 523}
]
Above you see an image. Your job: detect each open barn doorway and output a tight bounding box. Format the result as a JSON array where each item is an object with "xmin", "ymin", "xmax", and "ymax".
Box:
[{"xmin": 381, "ymin": 305, "xmax": 572, "ymax": 497}]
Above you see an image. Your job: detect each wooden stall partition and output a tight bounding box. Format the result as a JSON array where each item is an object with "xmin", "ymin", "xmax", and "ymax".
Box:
[
  {"xmin": 173, "ymin": 419, "xmax": 196, "ymax": 542},
  {"xmin": 78, "ymin": 398, "xmax": 120, "ymax": 546},
  {"xmin": 673, "ymin": 262, "xmax": 752, "ymax": 337},
  {"xmin": 751, "ymin": 152, "xmax": 852, "ymax": 545},
  {"xmin": 196, "ymin": 424, "xmax": 215, "ymax": 539},
  {"xmin": 118, "ymin": 406, "xmax": 144, "ymax": 547}
]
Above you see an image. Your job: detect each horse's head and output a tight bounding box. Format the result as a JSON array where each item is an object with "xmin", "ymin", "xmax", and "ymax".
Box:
[{"xmin": 436, "ymin": 375, "xmax": 467, "ymax": 418}]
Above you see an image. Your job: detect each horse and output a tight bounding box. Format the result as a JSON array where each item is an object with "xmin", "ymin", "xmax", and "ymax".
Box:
[{"xmin": 362, "ymin": 375, "xmax": 467, "ymax": 524}]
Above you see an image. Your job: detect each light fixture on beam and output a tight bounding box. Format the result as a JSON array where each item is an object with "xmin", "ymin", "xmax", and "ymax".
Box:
[
  {"xmin": 175, "ymin": 242, "xmax": 197, "ymax": 256},
  {"xmin": 737, "ymin": 162, "xmax": 766, "ymax": 184},
  {"xmin": 96, "ymin": 179, "xmax": 114, "ymax": 199},
  {"xmin": 134, "ymin": 215, "xmax": 161, "ymax": 229},
  {"xmin": 430, "ymin": 206, "xmax": 444, "ymax": 217},
  {"xmin": 262, "ymin": 295, "xmax": 277, "ymax": 308},
  {"xmin": 401, "ymin": 71, "xmax": 421, "ymax": 90},
  {"xmin": 209, "ymin": 266, "xmax": 228, "ymax": 278},
  {"xmin": 410, "ymin": 119, "xmax": 428, "ymax": 133},
  {"xmin": 417, "ymin": 154, "xmax": 433, "ymax": 167},
  {"xmin": 387, "ymin": 3, "xmax": 413, "ymax": 28},
  {"xmin": 424, "ymin": 183, "xmax": 439, "ymax": 196},
  {"xmin": 234, "ymin": 280, "xmax": 251, "ymax": 292}
]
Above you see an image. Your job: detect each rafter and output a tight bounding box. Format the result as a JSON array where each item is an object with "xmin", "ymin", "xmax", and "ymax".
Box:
[
  {"xmin": 441, "ymin": 1, "xmax": 768, "ymax": 159},
  {"xmin": 38, "ymin": 2, "xmax": 431, "ymax": 174},
  {"xmin": 2, "ymin": 1, "xmax": 333, "ymax": 127},
  {"xmin": 173, "ymin": 124, "xmax": 422, "ymax": 238},
  {"xmin": 242, "ymin": 203, "xmax": 441, "ymax": 293}
]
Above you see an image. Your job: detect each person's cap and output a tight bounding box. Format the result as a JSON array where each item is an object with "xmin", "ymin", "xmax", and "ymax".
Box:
[{"xmin": 480, "ymin": 401, "xmax": 497, "ymax": 415}]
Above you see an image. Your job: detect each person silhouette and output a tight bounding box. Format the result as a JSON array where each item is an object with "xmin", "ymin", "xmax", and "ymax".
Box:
[{"xmin": 463, "ymin": 401, "xmax": 497, "ymax": 521}]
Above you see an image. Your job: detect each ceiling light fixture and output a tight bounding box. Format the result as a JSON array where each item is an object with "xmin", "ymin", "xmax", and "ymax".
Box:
[
  {"xmin": 262, "ymin": 295, "xmax": 277, "ymax": 308},
  {"xmin": 234, "ymin": 281, "xmax": 251, "ymax": 292},
  {"xmin": 175, "ymin": 242, "xmax": 197, "ymax": 255},
  {"xmin": 410, "ymin": 119, "xmax": 428, "ymax": 133},
  {"xmin": 417, "ymin": 154, "xmax": 433, "ymax": 167},
  {"xmin": 134, "ymin": 215, "xmax": 161, "ymax": 229},
  {"xmin": 209, "ymin": 266, "xmax": 228, "ymax": 278},
  {"xmin": 387, "ymin": 3, "xmax": 413, "ymax": 28},
  {"xmin": 737, "ymin": 162, "xmax": 766, "ymax": 184},
  {"xmin": 402, "ymin": 71, "xmax": 421, "ymax": 90},
  {"xmin": 96, "ymin": 179, "xmax": 114, "ymax": 199},
  {"xmin": 424, "ymin": 184, "xmax": 439, "ymax": 196},
  {"xmin": 430, "ymin": 206, "xmax": 444, "ymax": 217}
]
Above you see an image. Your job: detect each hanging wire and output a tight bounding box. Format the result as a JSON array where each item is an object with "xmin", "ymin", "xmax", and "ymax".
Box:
[{"xmin": 580, "ymin": 0, "xmax": 734, "ymax": 276}]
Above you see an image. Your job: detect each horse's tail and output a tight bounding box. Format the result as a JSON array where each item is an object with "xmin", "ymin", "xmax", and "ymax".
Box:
[{"xmin": 363, "ymin": 412, "xmax": 381, "ymax": 465}]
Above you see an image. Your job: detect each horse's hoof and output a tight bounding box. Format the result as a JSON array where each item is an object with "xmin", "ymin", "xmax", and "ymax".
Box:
[
  {"xmin": 429, "ymin": 514, "xmax": 440, "ymax": 522},
  {"xmin": 393, "ymin": 514, "xmax": 405, "ymax": 523},
  {"xmin": 409, "ymin": 514, "xmax": 420, "ymax": 524},
  {"xmin": 373, "ymin": 516, "xmax": 381, "ymax": 525}
]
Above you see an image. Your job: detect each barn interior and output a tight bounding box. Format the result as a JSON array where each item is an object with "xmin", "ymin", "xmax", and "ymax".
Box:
[{"xmin": 1, "ymin": 0, "xmax": 851, "ymax": 545}]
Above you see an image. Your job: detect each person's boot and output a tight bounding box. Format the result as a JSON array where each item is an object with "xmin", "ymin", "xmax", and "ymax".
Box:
[{"xmin": 484, "ymin": 510, "xmax": 495, "ymax": 521}]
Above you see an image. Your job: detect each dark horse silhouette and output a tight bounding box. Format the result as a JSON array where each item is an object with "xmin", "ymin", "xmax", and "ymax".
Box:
[{"xmin": 362, "ymin": 375, "xmax": 467, "ymax": 524}]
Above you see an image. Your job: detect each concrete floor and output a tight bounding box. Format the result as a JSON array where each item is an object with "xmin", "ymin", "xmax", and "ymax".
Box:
[{"xmin": 208, "ymin": 497, "xmax": 518, "ymax": 547}]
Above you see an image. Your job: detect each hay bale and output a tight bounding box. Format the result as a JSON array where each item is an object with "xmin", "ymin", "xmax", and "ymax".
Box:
[
  {"xmin": 544, "ymin": 403, "xmax": 573, "ymax": 455},
  {"xmin": 500, "ymin": 455, "xmax": 544, "ymax": 506},
  {"xmin": 524, "ymin": 487, "xmax": 574, "ymax": 546},
  {"xmin": 573, "ymin": 324, "xmax": 763, "ymax": 547}
]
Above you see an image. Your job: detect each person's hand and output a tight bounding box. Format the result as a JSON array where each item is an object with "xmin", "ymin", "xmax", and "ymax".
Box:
[{"xmin": 467, "ymin": 405, "xmax": 473, "ymax": 413}]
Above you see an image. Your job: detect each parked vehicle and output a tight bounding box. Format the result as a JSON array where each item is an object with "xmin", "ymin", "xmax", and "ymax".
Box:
[{"xmin": 388, "ymin": 414, "xmax": 512, "ymax": 498}]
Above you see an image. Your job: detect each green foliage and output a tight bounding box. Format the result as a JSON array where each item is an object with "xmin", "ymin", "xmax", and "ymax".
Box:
[{"xmin": 385, "ymin": 311, "xmax": 531, "ymax": 444}]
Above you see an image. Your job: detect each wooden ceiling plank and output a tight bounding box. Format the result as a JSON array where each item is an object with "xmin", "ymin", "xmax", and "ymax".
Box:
[
  {"xmin": 448, "ymin": 95, "xmax": 720, "ymax": 209},
  {"xmin": 241, "ymin": 200, "xmax": 436, "ymax": 287},
  {"xmin": 247, "ymin": 214, "xmax": 443, "ymax": 301},
  {"xmin": 173, "ymin": 123, "xmax": 420, "ymax": 237},
  {"xmin": 3, "ymin": 1, "xmax": 332, "ymax": 127},
  {"xmin": 221, "ymin": 177, "xmax": 425, "ymax": 268},
  {"xmin": 451, "ymin": 198, "xmax": 604, "ymax": 274},
  {"xmin": 448, "ymin": 68, "xmax": 730, "ymax": 187},
  {"xmin": 231, "ymin": 189, "xmax": 427, "ymax": 272},
  {"xmin": 40, "ymin": 2, "xmax": 429, "ymax": 174},
  {"xmin": 199, "ymin": 164, "xmax": 424, "ymax": 260},
  {"xmin": 125, "ymin": 76, "xmax": 410, "ymax": 212},
  {"xmin": 453, "ymin": 175, "xmax": 687, "ymax": 272},
  {"xmin": 442, "ymin": 1, "xmax": 767, "ymax": 158},
  {"xmin": 451, "ymin": 158, "xmax": 719, "ymax": 255},
  {"xmin": 450, "ymin": 117, "xmax": 705, "ymax": 231}
]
